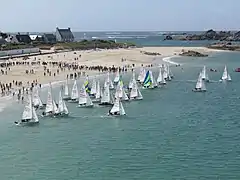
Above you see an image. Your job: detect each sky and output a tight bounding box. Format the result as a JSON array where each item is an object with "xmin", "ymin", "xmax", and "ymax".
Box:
[{"xmin": 1, "ymin": 0, "xmax": 240, "ymax": 32}]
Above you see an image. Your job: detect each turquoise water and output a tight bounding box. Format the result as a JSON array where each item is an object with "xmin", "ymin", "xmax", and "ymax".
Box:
[{"xmin": 1, "ymin": 51, "xmax": 240, "ymax": 179}]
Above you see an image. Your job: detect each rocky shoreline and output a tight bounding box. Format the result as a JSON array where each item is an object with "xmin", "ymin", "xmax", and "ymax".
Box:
[
  {"xmin": 207, "ymin": 42, "xmax": 240, "ymax": 51},
  {"xmin": 164, "ymin": 29, "xmax": 240, "ymax": 41}
]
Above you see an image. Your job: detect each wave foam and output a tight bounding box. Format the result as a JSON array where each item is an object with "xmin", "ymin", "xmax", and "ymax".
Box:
[{"xmin": 162, "ymin": 56, "xmax": 181, "ymax": 66}]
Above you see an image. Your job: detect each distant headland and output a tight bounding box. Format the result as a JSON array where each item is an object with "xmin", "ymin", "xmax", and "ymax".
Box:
[{"xmin": 164, "ymin": 29, "xmax": 240, "ymax": 41}]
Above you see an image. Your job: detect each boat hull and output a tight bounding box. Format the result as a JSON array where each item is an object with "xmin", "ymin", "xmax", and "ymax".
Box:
[
  {"xmin": 77, "ymin": 104, "xmax": 94, "ymax": 108},
  {"xmin": 99, "ymin": 102, "xmax": 114, "ymax": 106},
  {"xmin": 63, "ymin": 96, "xmax": 71, "ymax": 101},
  {"xmin": 130, "ymin": 97, "xmax": 143, "ymax": 101},
  {"xmin": 192, "ymin": 89, "xmax": 206, "ymax": 92},
  {"xmin": 54, "ymin": 113, "xmax": 69, "ymax": 117},
  {"xmin": 15, "ymin": 121, "xmax": 39, "ymax": 126},
  {"xmin": 68, "ymin": 99, "xmax": 78, "ymax": 103}
]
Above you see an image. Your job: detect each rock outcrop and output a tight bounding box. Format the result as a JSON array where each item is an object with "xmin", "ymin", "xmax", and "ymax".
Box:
[
  {"xmin": 164, "ymin": 30, "xmax": 240, "ymax": 41},
  {"xmin": 140, "ymin": 51, "xmax": 161, "ymax": 56},
  {"xmin": 179, "ymin": 50, "xmax": 208, "ymax": 57},
  {"xmin": 207, "ymin": 42, "xmax": 240, "ymax": 51}
]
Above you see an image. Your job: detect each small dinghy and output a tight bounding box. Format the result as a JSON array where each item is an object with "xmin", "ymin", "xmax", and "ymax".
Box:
[
  {"xmin": 157, "ymin": 66, "xmax": 166, "ymax": 85},
  {"xmin": 63, "ymin": 79, "xmax": 71, "ymax": 100},
  {"xmin": 68, "ymin": 80, "xmax": 79, "ymax": 103},
  {"xmin": 15, "ymin": 94, "xmax": 39, "ymax": 126},
  {"xmin": 193, "ymin": 72, "xmax": 207, "ymax": 92},
  {"xmin": 220, "ymin": 65, "xmax": 231, "ymax": 82},
  {"xmin": 55, "ymin": 90, "xmax": 69, "ymax": 117},
  {"xmin": 78, "ymin": 84, "xmax": 93, "ymax": 108},
  {"xmin": 143, "ymin": 70, "xmax": 157, "ymax": 89},
  {"xmin": 42, "ymin": 83, "xmax": 59, "ymax": 117},
  {"xmin": 32, "ymin": 86, "xmax": 44, "ymax": 109},
  {"xmin": 108, "ymin": 97, "xmax": 126, "ymax": 116},
  {"xmin": 99, "ymin": 84, "xmax": 114, "ymax": 106},
  {"xmin": 130, "ymin": 79, "xmax": 143, "ymax": 100}
]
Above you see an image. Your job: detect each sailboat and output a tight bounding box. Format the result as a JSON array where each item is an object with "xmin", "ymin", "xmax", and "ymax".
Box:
[
  {"xmin": 201, "ymin": 66, "xmax": 210, "ymax": 82},
  {"xmin": 143, "ymin": 70, "xmax": 157, "ymax": 89},
  {"xmin": 130, "ymin": 80, "xmax": 143, "ymax": 100},
  {"xmin": 78, "ymin": 84, "xmax": 93, "ymax": 107},
  {"xmin": 99, "ymin": 84, "xmax": 113, "ymax": 106},
  {"xmin": 90, "ymin": 77, "xmax": 97, "ymax": 97},
  {"xmin": 157, "ymin": 67, "xmax": 166, "ymax": 85},
  {"xmin": 220, "ymin": 65, "xmax": 232, "ymax": 82},
  {"xmin": 137, "ymin": 67, "xmax": 146, "ymax": 84},
  {"xmin": 43, "ymin": 84, "xmax": 58, "ymax": 117},
  {"xmin": 168, "ymin": 64, "xmax": 174, "ymax": 79},
  {"xmin": 115, "ymin": 80, "xmax": 129, "ymax": 101},
  {"xmin": 15, "ymin": 94, "xmax": 39, "ymax": 126},
  {"xmin": 69, "ymin": 80, "xmax": 79, "ymax": 102},
  {"xmin": 55, "ymin": 90, "xmax": 69, "ymax": 117},
  {"xmin": 92, "ymin": 80, "xmax": 101, "ymax": 103},
  {"xmin": 108, "ymin": 97, "xmax": 126, "ymax": 116},
  {"xmin": 63, "ymin": 80, "xmax": 71, "ymax": 100},
  {"xmin": 193, "ymin": 72, "xmax": 207, "ymax": 92},
  {"xmin": 104, "ymin": 72, "xmax": 114, "ymax": 90},
  {"xmin": 113, "ymin": 70, "xmax": 120, "ymax": 83},
  {"xmin": 162, "ymin": 64, "xmax": 172, "ymax": 81},
  {"xmin": 128, "ymin": 70, "xmax": 136, "ymax": 89},
  {"xmin": 32, "ymin": 86, "xmax": 44, "ymax": 109}
]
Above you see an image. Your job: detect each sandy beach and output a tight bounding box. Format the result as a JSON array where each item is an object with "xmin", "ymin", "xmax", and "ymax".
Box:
[{"xmin": 0, "ymin": 46, "xmax": 220, "ymax": 98}]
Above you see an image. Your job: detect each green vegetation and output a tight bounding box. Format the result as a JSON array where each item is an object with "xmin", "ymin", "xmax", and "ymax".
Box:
[
  {"xmin": 0, "ymin": 40, "xmax": 136, "ymax": 51},
  {"xmin": 0, "ymin": 43, "xmax": 34, "ymax": 51},
  {"xmin": 54, "ymin": 40, "xmax": 136, "ymax": 50}
]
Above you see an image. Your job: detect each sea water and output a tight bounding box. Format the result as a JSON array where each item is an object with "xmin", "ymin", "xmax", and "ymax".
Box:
[{"xmin": 0, "ymin": 41, "xmax": 240, "ymax": 179}]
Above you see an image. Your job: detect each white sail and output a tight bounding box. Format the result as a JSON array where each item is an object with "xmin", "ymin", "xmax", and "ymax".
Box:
[
  {"xmin": 137, "ymin": 88, "xmax": 143, "ymax": 99},
  {"xmin": 86, "ymin": 93, "xmax": 93, "ymax": 106},
  {"xmin": 128, "ymin": 70, "xmax": 136, "ymax": 89},
  {"xmin": 105, "ymin": 72, "xmax": 114, "ymax": 89},
  {"xmin": 157, "ymin": 67, "xmax": 163, "ymax": 83},
  {"xmin": 32, "ymin": 105, "xmax": 39, "ymax": 122},
  {"xmin": 90, "ymin": 77, "xmax": 97, "ymax": 95},
  {"xmin": 22, "ymin": 95, "xmax": 33, "ymax": 120},
  {"xmin": 78, "ymin": 85, "xmax": 88, "ymax": 105},
  {"xmin": 163, "ymin": 64, "xmax": 168, "ymax": 79},
  {"xmin": 221, "ymin": 66, "xmax": 228, "ymax": 80},
  {"xmin": 95, "ymin": 81, "xmax": 101, "ymax": 99},
  {"xmin": 45, "ymin": 87, "xmax": 54, "ymax": 113},
  {"xmin": 227, "ymin": 74, "xmax": 232, "ymax": 81},
  {"xmin": 71, "ymin": 80, "xmax": 79, "ymax": 100},
  {"xmin": 119, "ymin": 101, "xmax": 126, "ymax": 115},
  {"xmin": 195, "ymin": 73, "xmax": 202, "ymax": 89},
  {"xmin": 52, "ymin": 100, "xmax": 58, "ymax": 114},
  {"xmin": 63, "ymin": 101, "xmax": 69, "ymax": 114},
  {"xmin": 64, "ymin": 80, "xmax": 69, "ymax": 96},
  {"xmin": 114, "ymin": 71, "xmax": 120, "ymax": 83},
  {"xmin": 122, "ymin": 89, "xmax": 129, "ymax": 101},
  {"xmin": 58, "ymin": 90, "xmax": 64, "ymax": 113},
  {"xmin": 201, "ymin": 66, "xmax": 207, "ymax": 79},
  {"xmin": 32, "ymin": 86, "xmax": 42, "ymax": 107},
  {"xmin": 138, "ymin": 68, "xmax": 146, "ymax": 83},
  {"xmin": 149, "ymin": 71, "xmax": 157, "ymax": 88},
  {"xmin": 110, "ymin": 98, "xmax": 120, "ymax": 113},
  {"xmin": 130, "ymin": 81, "xmax": 138, "ymax": 98},
  {"xmin": 101, "ymin": 84, "xmax": 111, "ymax": 103}
]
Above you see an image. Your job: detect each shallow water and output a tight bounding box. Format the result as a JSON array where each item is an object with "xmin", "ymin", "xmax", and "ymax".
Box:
[{"xmin": 1, "ymin": 51, "xmax": 240, "ymax": 179}]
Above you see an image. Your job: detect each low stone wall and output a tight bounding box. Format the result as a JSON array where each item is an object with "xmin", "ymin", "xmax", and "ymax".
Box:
[{"xmin": 0, "ymin": 48, "xmax": 40, "ymax": 57}]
